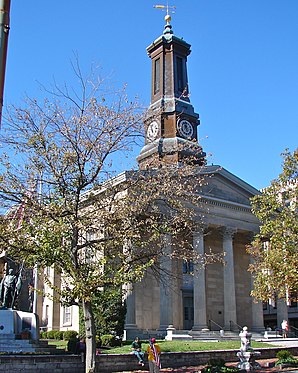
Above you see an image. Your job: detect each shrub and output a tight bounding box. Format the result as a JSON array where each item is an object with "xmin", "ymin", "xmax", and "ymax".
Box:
[
  {"xmin": 40, "ymin": 331, "xmax": 47, "ymax": 339},
  {"xmin": 101, "ymin": 334, "xmax": 114, "ymax": 347},
  {"xmin": 96, "ymin": 335, "xmax": 102, "ymax": 348},
  {"xmin": 276, "ymin": 350, "xmax": 293, "ymax": 360},
  {"xmin": 63, "ymin": 330, "xmax": 78, "ymax": 341},
  {"xmin": 275, "ymin": 350, "xmax": 298, "ymax": 367},
  {"xmin": 47, "ymin": 330, "xmax": 57, "ymax": 339},
  {"xmin": 101, "ymin": 334, "xmax": 122, "ymax": 347},
  {"xmin": 54, "ymin": 330, "xmax": 64, "ymax": 340}
]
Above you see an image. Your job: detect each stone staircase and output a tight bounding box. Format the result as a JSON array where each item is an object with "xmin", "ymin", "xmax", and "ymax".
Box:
[
  {"xmin": 167, "ymin": 329, "xmax": 265, "ymax": 341},
  {"xmin": 0, "ymin": 333, "xmax": 62, "ymax": 353},
  {"xmin": 139, "ymin": 328, "xmax": 265, "ymax": 342}
]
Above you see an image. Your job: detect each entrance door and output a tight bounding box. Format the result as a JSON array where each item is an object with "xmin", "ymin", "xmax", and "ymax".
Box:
[{"xmin": 183, "ymin": 296, "xmax": 194, "ymax": 330}]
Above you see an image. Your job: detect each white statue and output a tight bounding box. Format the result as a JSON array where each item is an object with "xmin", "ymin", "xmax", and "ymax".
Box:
[{"xmin": 239, "ymin": 326, "xmax": 251, "ymax": 352}]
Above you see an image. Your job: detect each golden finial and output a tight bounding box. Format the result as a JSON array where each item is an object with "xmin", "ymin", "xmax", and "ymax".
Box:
[{"xmin": 153, "ymin": 2, "xmax": 176, "ymax": 24}]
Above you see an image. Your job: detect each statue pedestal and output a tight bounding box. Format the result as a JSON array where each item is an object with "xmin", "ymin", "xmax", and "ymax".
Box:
[
  {"xmin": 0, "ymin": 309, "xmax": 16, "ymax": 334},
  {"xmin": 237, "ymin": 351, "xmax": 261, "ymax": 371},
  {"xmin": 237, "ymin": 327, "xmax": 261, "ymax": 371},
  {"xmin": 0, "ymin": 309, "xmax": 39, "ymax": 340}
]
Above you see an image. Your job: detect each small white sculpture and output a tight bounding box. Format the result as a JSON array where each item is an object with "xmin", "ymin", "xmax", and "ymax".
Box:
[{"xmin": 239, "ymin": 326, "xmax": 251, "ymax": 352}]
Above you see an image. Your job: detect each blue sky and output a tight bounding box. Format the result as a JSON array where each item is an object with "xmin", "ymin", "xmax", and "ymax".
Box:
[{"xmin": 4, "ymin": 0, "xmax": 298, "ymax": 190}]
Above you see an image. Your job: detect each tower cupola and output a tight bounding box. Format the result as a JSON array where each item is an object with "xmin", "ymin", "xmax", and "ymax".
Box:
[{"xmin": 137, "ymin": 10, "xmax": 206, "ymax": 169}]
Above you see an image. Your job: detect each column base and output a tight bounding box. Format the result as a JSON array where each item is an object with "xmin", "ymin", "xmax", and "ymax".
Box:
[
  {"xmin": 251, "ymin": 326, "xmax": 265, "ymax": 333},
  {"xmin": 159, "ymin": 324, "xmax": 172, "ymax": 331},
  {"xmin": 123, "ymin": 326, "xmax": 140, "ymax": 341},
  {"xmin": 191, "ymin": 324, "xmax": 209, "ymax": 332},
  {"xmin": 189, "ymin": 327, "xmax": 210, "ymax": 338}
]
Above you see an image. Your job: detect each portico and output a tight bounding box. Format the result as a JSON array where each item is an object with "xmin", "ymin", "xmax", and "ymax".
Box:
[{"xmin": 124, "ymin": 169, "xmax": 265, "ymax": 339}]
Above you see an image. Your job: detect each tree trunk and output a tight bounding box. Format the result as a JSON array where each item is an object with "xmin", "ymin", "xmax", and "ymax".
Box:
[{"xmin": 82, "ymin": 300, "xmax": 96, "ymax": 373}]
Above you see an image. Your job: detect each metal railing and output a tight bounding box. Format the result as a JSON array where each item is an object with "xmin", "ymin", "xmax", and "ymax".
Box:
[
  {"xmin": 289, "ymin": 325, "xmax": 298, "ymax": 337},
  {"xmin": 229, "ymin": 320, "xmax": 243, "ymax": 332},
  {"xmin": 208, "ymin": 319, "xmax": 224, "ymax": 331}
]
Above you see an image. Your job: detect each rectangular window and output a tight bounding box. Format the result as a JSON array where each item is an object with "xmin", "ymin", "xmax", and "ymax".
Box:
[
  {"xmin": 63, "ymin": 306, "xmax": 72, "ymax": 325},
  {"xmin": 177, "ymin": 57, "xmax": 184, "ymax": 92},
  {"xmin": 154, "ymin": 58, "xmax": 160, "ymax": 94},
  {"xmin": 45, "ymin": 304, "xmax": 49, "ymax": 325},
  {"xmin": 183, "ymin": 260, "xmax": 194, "ymax": 274}
]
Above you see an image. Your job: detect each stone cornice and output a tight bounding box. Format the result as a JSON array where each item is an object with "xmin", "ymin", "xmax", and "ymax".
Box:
[{"xmin": 201, "ymin": 194, "xmax": 252, "ymax": 213}]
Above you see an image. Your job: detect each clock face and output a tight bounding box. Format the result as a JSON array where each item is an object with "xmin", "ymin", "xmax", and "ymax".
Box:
[
  {"xmin": 177, "ymin": 119, "xmax": 194, "ymax": 139},
  {"xmin": 147, "ymin": 121, "xmax": 159, "ymax": 141}
]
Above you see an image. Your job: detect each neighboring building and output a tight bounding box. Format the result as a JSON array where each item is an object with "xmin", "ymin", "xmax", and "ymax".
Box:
[
  {"xmin": 0, "ymin": 202, "xmax": 80, "ymax": 333},
  {"xmin": 38, "ymin": 267, "xmax": 80, "ymax": 333}
]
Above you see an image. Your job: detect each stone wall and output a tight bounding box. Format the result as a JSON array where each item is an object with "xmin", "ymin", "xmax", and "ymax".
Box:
[
  {"xmin": 0, "ymin": 355, "xmax": 84, "ymax": 373},
  {"xmin": 0, "ymin": 347, "xmax": 297, "ymax": 373}
]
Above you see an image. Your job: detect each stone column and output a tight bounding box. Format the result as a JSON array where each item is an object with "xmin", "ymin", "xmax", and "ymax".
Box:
[
  {"xmin": 122, "ymin": 240, "xmax": 138, "ymax": 337},
  {"xmin": 192, "ymin": 227, "xmax": 208, "ymax": 331},
  {"xmin": 159, "ymin": 234, "xmax": 173, "ymax": 330},
  {"xmin": 250, "ymin": 251, "xmax": 265, "ymax": 332},
  {"xmin": 251, "ymin": 299, "xmax": 265, "ymax": 332},
  {"xmin": 223, "ymin": 227, "xmax": 237, "ymax": 330},
  {"xmin": 277, "ymin": 298, "xmax": 288, "ymax": 330},
  {"xmin": 124, "ymin": 282, "xmax": 138, "ymax": 340}
]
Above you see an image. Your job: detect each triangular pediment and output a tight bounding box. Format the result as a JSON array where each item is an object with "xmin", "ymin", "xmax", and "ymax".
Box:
[{"xmin": 200, "ymin": 165, "xmax": 260, "ymax": 206}]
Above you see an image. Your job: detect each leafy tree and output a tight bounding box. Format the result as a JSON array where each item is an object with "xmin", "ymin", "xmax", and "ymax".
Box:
[
  {"xmin": 79, "ymin": 288, "xmax": 126, "ymax": 338},
  {"xmin": 0, "ymin": 66, "xmax": 210, "ymax": 372},
  {"xmin": 248, "ymin": 149, "xmax": 298, "ymax": 302}
]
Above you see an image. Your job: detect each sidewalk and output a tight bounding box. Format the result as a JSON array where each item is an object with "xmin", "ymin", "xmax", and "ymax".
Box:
[{"xmin": 256, "ymin": 338, "xmax": 298, "ymax": 348}]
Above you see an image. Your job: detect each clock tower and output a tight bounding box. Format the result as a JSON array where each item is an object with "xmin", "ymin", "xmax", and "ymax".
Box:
[{"xmin": 137, "ymin": 13, "xmax": 206, "ymax": 169}]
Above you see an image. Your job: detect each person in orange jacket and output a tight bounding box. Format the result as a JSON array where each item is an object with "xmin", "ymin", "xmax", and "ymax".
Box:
[{"xmin": 146, "ymin": 338, "xmax": 161, "ymax": 373}]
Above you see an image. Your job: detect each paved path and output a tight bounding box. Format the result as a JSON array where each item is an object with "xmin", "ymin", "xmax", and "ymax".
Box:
[{"xmin": 257, "ymin": 338, "xmax": 298, "ymax": 348}]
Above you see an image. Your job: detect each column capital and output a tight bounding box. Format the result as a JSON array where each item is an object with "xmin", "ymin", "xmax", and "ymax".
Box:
[
  {"xmin": 222, "ymin": 226, "xmax": 237, "ymax": 240},
  {"xmin": 247, "ymin": 231, "xmax": 257, "ymax": 242},
  {"xmin": 192, "ymin": 223, "xmax": 208, "ymax": 237}
]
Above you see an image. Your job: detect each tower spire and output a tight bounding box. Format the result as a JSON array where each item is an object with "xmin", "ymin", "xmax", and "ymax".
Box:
[{"xmin": 153, "ymin": 3, "xmax": 176, "ymax": 35}]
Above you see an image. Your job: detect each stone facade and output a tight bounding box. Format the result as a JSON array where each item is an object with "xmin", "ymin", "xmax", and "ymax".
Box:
[{"xmin": 124, "ymin": 166, "xmax": 265, "ymax": 339}]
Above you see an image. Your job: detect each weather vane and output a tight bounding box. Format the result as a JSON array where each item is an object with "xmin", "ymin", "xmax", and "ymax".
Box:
[{"xmin": 153, "ymin": 2, "xmax": 176, "ymax": 24}]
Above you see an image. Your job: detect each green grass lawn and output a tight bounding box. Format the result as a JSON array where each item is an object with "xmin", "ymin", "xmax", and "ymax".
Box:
[
  {"xmin": 48, "ymin": 340, "xmax": 69, "ymax": 350},
  {"xmin": 103, "ymin": 340, "xmax": 274, "ymax": 354},
  {"xmin": 48, "ymin": 339, "xmax": 274, "ymax": 354}
]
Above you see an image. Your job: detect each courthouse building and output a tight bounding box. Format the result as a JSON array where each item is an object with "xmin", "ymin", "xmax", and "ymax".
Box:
[
  {"xmin": 1, "ymin": 15, "xmax": 276, "ymax": 336},
  {"xmin": 124, "ymin": 16, "xmax": 265, "ymax": 339}
]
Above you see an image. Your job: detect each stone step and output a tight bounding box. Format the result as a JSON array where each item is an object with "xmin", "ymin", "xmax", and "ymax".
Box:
[
  {"xmin": 171, "ymin": 330, "xmax": 265, "ymax": 341},
  {"xmin": 0, "ymin": 336, "xmax": 60, "ymax": 353}
]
